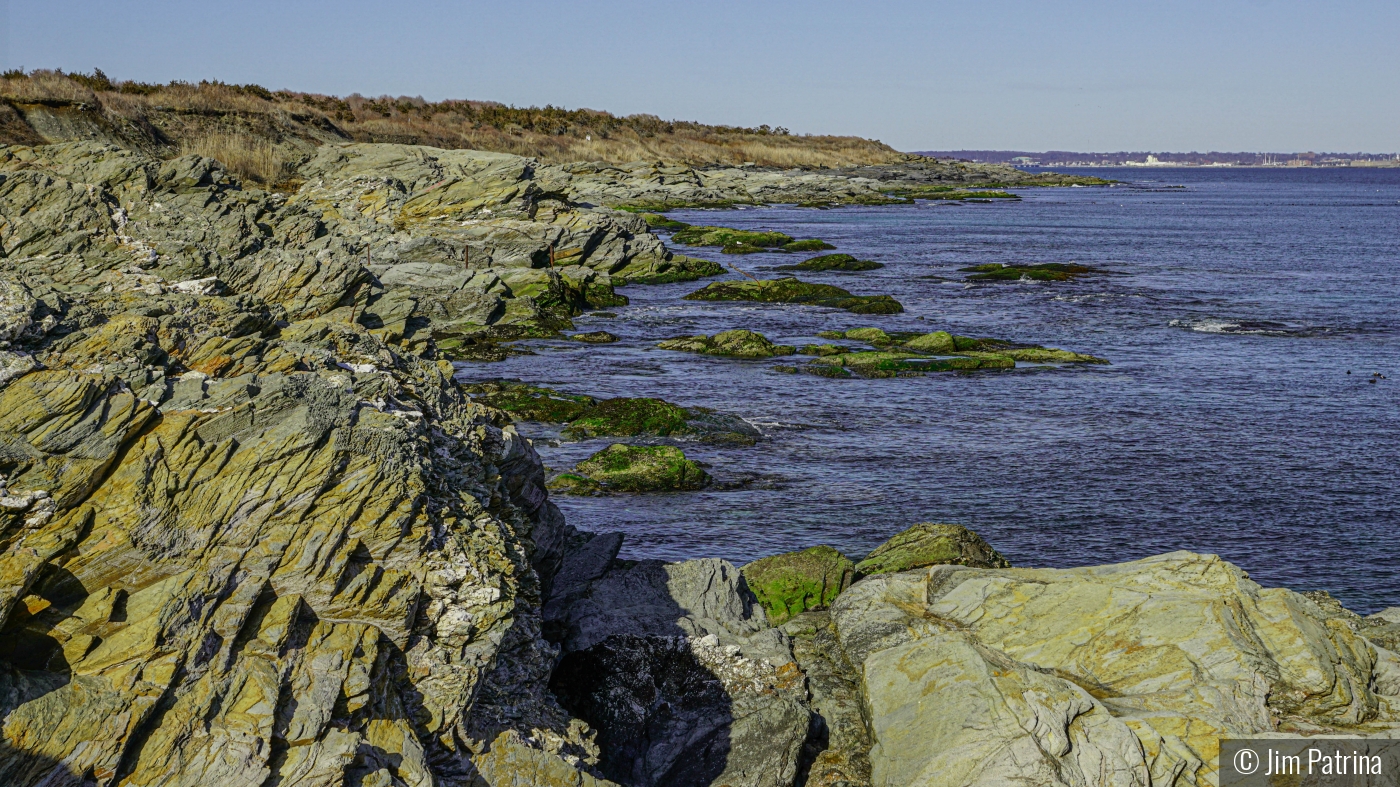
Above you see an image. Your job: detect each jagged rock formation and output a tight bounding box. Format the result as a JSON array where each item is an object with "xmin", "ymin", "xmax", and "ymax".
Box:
[{"xmin": 0, "ymin": 140, "xmax": 639, "ymax": 785}]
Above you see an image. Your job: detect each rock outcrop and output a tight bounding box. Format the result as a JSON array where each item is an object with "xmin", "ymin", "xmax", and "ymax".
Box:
[
  {"xmin": 0, "ymin": 140, "xmax": 638, "ymax": 785},
  {"xmin": 830, "ymin": 552, "xmax": 1400, "ymax": 787}
]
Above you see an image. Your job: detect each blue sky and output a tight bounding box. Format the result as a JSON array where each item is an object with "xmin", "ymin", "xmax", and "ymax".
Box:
[{"xmin": 6, "ymin": 0, "xmax": 1397, "ymax": 152}]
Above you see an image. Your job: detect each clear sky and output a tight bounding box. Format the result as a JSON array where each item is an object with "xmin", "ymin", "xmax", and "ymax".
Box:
[{"xmin": 6, "ymin": 0, "xmax": 1397, "ymax": 153}]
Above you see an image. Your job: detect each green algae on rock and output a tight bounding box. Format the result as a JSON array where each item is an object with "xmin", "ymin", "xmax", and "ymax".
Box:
[
  {"xmin": 775, "ymin": 253, "xmax": 883, "ymax": 272},
  {"xmin": 961, "ymin": 262, "xmax": 1108, "ymax": 281},
  {"xmin": 798, "ymin": 343, "xmax": 851, "ymax": 357},
  {"xmin": 901, "ymin": 330, "xmax": 956, "ymax": 354},
  {"xmin": 841, "ymin": 327, "xmax": 894, "ymax": 345},
  {"xmin": 566, "ymin": 443, "xmax": 712, "ymax": 493},
  {"xmin": 854, "ymin": 523, "xmax": 1011, "ymax": 576},
  {"xmin": 657, "ymin": 329, "xmax": 796, "ymax": 359},
  {"xmin": 781, "ymin": 238, "xmax": 837, "ymax": 252},
  {"xmin": 670, "ymin": 225, "xmax": 832, "ymax": 255},
  {"xmin": 546, "ymin": 472, "xmax": 603, "ymax": 496},
  {"xmin": 742, "ymin": 546, "xmax": 855, "ymax": 625},
  {"xmin": 638, "ymin": 212, "xmax": 691, "ymax": 231},
  {"xmin": 810, "ymin": 351, "xmax": 1014, "ymax": 378},
  {"xmin": 568, "ymin": 330, "xmax": 618, "ymax": 343},
  {"xmin": 683, "ymin": 277, "xmax": 904, "ymax": 315},
  {"xmin": 462, "ymin": 379, "xmax": 760, "ymax": 443},
  {"xmin": 671, "ymin": 225, "xmax": 794, "ymax": 249}
]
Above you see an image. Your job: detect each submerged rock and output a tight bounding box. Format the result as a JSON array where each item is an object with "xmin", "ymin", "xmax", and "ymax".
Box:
[
  {"xmin": 854, "ymin": 523, "xmax": 1011, "ymax": 576},
  {"xmin": 775, "ymin": 253, "xmax": 883, "ymax": 272},
  {"xmin": 797, "ymin": 331, "xmax": 1108, "ymax": 377},
  {"xmin": 781, "ymin": 239, "xmax": 837, "ymax": 252},
  {"xmin": 683, "ymin": 277, "xmax": 904, "ymax": 315},
  {"xmin": 742, "ymin": 546, "xmax": 855, "ymax": 625},
  {"xmin": 657, "ymin": 329, "xmax": 796, "ymax": 359},
  {"xmin": 961, "ymin": 262, "xmax": 1108, "ymax": 281},
  {"xmin": 567, "ymin": 443, "xmax": 712, "ymax": 493}
]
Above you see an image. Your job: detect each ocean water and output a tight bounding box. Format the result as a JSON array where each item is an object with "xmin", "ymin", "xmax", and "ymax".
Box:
[{"xmin": 457, "ymin": 167, "xmax": 1400, "ymax": 613}]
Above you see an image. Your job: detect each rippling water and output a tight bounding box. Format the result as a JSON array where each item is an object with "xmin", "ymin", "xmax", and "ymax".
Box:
[{"xmin": 457, "ymin": 167, "xmax": 1400, "ymax": 613}]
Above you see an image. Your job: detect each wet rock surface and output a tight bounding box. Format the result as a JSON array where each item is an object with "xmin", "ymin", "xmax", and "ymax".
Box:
[
  {"xmin": 550, "ymin": 444, "xmax": 713, "ymax": 494},
  {"xmin": 683, "ymin": 278, "xmax": 905, "ymax": 315},
  {"xmin": 461, "ymin": 379, "xmax": 761, "ymax": 444},
  {"xmin": 657, "ymin": 329, "xmax": 797, "ymax": 359}
]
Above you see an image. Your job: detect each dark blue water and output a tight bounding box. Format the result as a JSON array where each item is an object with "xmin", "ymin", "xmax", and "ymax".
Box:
[{"xmin": 459, "ymin": 167, "xmax": 1400, "ymax": 613}]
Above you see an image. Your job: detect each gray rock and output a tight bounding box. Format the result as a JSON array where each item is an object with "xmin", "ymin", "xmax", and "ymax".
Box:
[{"xmin": 545, "ymin": 558, "xmax": 812, "ymax": 787}]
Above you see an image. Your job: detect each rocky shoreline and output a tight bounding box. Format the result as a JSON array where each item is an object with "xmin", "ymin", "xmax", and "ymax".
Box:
[{"xmin": 2, "ymin": 140, "xmax": 1397, "ymax": 786}]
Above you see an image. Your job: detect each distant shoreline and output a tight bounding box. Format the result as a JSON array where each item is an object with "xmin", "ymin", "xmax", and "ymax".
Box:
[{"xmin": 918, "ymin": 150, "xmax": 1400, "ymax": 168}]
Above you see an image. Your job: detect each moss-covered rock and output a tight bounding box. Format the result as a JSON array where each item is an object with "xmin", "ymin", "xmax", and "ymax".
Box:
[
  {"xmin": 742, "ymin": 546, "xmax": 855, "ymax": 625},
  {"xmin": 775, "ymin": 253, "xmax": 883, "ymax": 272},
  {"xmin": 854, "ymin": 523, "xmax": 1011, "ymax": 576},
  {"xmin": 612, "ymin": 255, "xmax": 726, "ymax": 285},
  {"xmin": 843, "ymin": 327, "xmax": 894, "ymax": 345},
  {"xmin": 562, "ymin": 397, "xmax": 692, "ymax": 439},
  {"xmin": 1002, "ymin": 347, "xmax": 1110, "ymax": 364},
  {"xmin": 546, "ymin": 472, "xmax": 603, "ymax": 495},
  {"xmin": 571, "ymin": 444, "xmax": 712, "ymax": 493},
  {"xmin": 803, "ymin": 364, "xmax": 853, "ymax": 378},
  {"xmin": 811, "ymin": 351, "xmax": 1014, "ymax": 377},
  {"xmin": 901, "ymin": 330, "xmax": 956, "ymax": 354},
  {"xmin": 657, "ymin": 329, "xmax": 796, "ymax": 359},
  {"xmin": 781, "ymin": 239, "xmax": 837, "ymax": 252},
  {"xmin": 639, "ymin": 212, "xmax": 691, "ymax": 231},
  {"xmin": 463, "ymin": 380, "xmax": 760, "ymax": 443},
  {"xmin": 720, "ymin": 243, "xmax": 771, "ymax": 255},
  {"xmin": 671, "ymin": 225, "xmax": 794, "ymax": 250},
  {"xmin": 961, "ymin": 263, "xmax": 1106, "ymax": 282},
  {"xmin": 683, "ymin": 277, "xmax": 903, "ymax": 315},
  {"xmin": 569, "ymin": 330, "xmax": 619, "ymax": 343},
  {"xmin": 799, "ymin": 343, "xmax": 850, "ymax": 357}
]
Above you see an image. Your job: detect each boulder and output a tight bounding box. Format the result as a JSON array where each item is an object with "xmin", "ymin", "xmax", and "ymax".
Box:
[
  {"xmin": 742, "ymin": 546, "xmax": 855, "ymax": 625},
  {"xmin": 568, "ymin": 444, "xmax": 712, "ymax": 493},
  {"xmin": 901, "ymin": 330, "xmax": 955, "ymax": 354},
  {"xmin": 854, "ymin": 523, "xmax": 1010, "ymax": 576},
  {"xmin": 829, "ymin": 552, "xmax": 1400, "ymax": 787}
]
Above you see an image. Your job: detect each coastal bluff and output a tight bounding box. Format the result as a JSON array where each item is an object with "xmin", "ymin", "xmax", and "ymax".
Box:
[{"xmin": 2, "ymin": 140, "xmax": 1397, "ymax": 786}]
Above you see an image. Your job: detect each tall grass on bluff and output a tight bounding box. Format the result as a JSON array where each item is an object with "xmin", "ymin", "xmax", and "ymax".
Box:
[
  {"xmin": 180, "ymin": 133, "xmax": 291, "ymax": 185},
  {"xmin": 0, "ymin": 68, "xmax": 904, "ymax": 169}
]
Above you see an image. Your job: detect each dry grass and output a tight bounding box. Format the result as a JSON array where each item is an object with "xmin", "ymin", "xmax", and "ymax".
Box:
[
  {"xmin": 0, "ymin": 69, "xmax": 904, "ymax": 169},
  {"xmin": 180, "ymin": 133, "xmax": 291, "ymax": 184}
]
